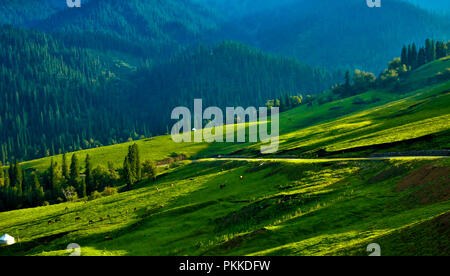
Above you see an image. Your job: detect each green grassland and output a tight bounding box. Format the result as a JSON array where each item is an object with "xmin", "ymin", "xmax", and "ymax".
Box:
[
  {"xmin": 0, "ymin": 157, "xmax": 448, "ymax": 256},
  {"xmin": 0, "ymin": 58, "xmax": 449, "ymax": 256}
]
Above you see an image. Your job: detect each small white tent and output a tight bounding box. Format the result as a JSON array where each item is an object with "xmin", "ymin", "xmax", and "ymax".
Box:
[{"xmin": 0, "ymin": 234, "xmax": 15, "ymax": 245}]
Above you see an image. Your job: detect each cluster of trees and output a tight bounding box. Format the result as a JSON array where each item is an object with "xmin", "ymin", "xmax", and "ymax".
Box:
[
  {"xmin": 122, "ymin": 144, "xmax": 158, "ymax": 190},
  {"xmin": 265, "ymin": 94, "xmax": 303, "ymax": 112},
  {"xmin": 0, "ymin": 161, "xmax": 45, "ymax": 210},
  {"xmin": 332, "ymin": 39, "xmax": 449, "ymax": 98},
  {"xmin": 331, "ymin": 69, "xmax": 377, "ymax": 98},
  {"xmin": 400, "ymin": 39, "xmax": 449, "ymax": 70},
  {"xmin": 0, "ymin": 144, "xmax": 157, "ymax": 212},
  {"xmin": 380, "ymin": 39, "xmax": 449, "ymax": 86}
]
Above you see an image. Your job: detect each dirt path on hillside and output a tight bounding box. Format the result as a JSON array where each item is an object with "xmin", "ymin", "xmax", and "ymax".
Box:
[{"xmin": 197, "ymin": 156, "xmax": 449, "ymax": 163}]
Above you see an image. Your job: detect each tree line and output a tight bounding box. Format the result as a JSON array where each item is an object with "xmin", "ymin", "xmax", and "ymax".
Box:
[
  {"xmin": 0, "ymin": 144, "xmax": 157, "ymax": 211},
  {"xmin": 332, "ymin": 39, "xmax": 449, "ymax": 98}
]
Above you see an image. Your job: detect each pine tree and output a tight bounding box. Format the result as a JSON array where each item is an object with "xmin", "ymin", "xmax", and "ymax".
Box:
[
  {"xmin": 401, "ymin": 45, "xmax": 408, "ymax": 65},
  {"xmin": 410, "ymin": 43, "xmax": 418, "ymax": 69},
  {"xmin": 0, "ymin": 161, "xmax": 4, "ymax": 187},
  {"xmin": 425, "ymin": 39, "xmax": 435, "ymax": 62},
  {"xmin": 135, "ymin": 145, "xmax": 141, "ymax": 181},
  {"xmin": 24, "ymin": 175, "xmax": 33, "ymax": 207},
  {"xmin": 418, "ymin": 47, "xmax": 426, "ymax": 67},
  {"xmin": 123, "ymin": 156, "xmax": 134, "ymax": 190},
  {"xmin": 284, "ymin": 94, "xmax": 291, "ymax": 111},
  {"xmin": 127, "ymin": 145, "xmax": 136, "ymax": 181},
  {"xmin": 8, "ymin": 163, "xmax": 15, "ymax": 187},
  {"xmin": 4, "ymin": 169, "xmax": 9, "ymax": 188},
  {"xmin": 85, "ymin": 154, "xmax": 94, "ymax": 194},
  {"xmin": 344, "ymin": 71, "xmax": 351, "ymax": 89},
  {"xmin": 80, "ymin": 178, "xmax": 87, "ymax": 198},
  {"xmin": 436, "ymin": 41, "xmax": 447, "ymax": 59},
  {"xmin": 126, "ymin": 144, "xmax": 141, "ymax": 181},
  {"xmin": 32, "ymin": 173, "xmax": 44, "ymax": 206},
  {"xmin": 13, "ymin": 161, "xmax": 23, "ymax": 193},
  {"xmin": 49, "ymin": 159, "xmax": 60, "ymax": 199},
  {"xmin": 62, "ymin": 153, "xmax": 69, "ymax": 181},
  {"xmin": 406, "ymin": 45, "xmax": 412, "ymax": 67}
]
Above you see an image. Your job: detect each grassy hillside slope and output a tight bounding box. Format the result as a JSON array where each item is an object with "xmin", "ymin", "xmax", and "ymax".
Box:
[
  {"xmin": 19, "ymin": 58, "xmax": 450, "ymax": 171},
  {"xmin": 0, "ymin": 157, "xmax": 448, "ymax": 256},
  {"xmin": 0, "ymin": 58, "xmax": 449, "ymax": 256}
]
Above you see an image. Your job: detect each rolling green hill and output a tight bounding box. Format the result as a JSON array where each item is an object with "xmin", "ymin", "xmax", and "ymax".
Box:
[{"xmin": 0, "ymin": 57, "xmax": 448, "ymax": 256}]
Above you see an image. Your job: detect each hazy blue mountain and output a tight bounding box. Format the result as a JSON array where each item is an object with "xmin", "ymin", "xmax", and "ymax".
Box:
[
  {"xmin": 0, "ymin": 0, "xmax": 447, "ymax": 71},
  {"xmin": 402, "ymin": 0, "xmax": 450, "ymax": 14},
  {"xmin": 213, "ymin": 0, "xmax": 450, "ymax": 72},
  {"xmin": 33, "ymin": 0, "xmax": 221, "ymax": 59},
  {"xmin": 0, "ymin": 0, "xmax": 66, "ymax": 25}
]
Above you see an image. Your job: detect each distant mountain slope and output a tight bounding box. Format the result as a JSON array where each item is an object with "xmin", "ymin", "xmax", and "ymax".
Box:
[
  {"xmin": 1, "ymin": 0, "xmax": 447, "ymax": 71},
  {"xmin": 402, "ymin": 0, "xmax": 450, "ymax": 14},
  {"xmin": 0, "ymin": 0, "xmax": 65, "ymax": 25},
  {"xmin": 215, "ymin": 0, "xmax": 450, "ymax": 71},
  {"xmin": 34, "ymin": 0, "xmax": 221, "ymax": 59}
]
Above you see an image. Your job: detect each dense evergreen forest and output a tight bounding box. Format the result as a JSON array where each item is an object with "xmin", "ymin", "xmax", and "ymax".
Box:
[
  {"xmin": 129, "ymin": 42, "xmax": 342, "ymax": 131},
  {"xmin": 0, "ymin": 26, "xmax": 340, "ymax": 163},
  {"xmin": 0, "ymin": 143, "xmax": 157, "ymax": 212},
  {"xmin": 0, "ymin": 26, "xmax": 149, "ymax": 162},
  {"xmin": 1, "ymin": 0, "xmax": 447, "ymax": 70},
  {"xmin": 0, "ymin": 0, "xmax": 65, "ymax": 25},
  {"xmin": 35, "ymin": 0, "xmax": 222, "ymax": 59}
]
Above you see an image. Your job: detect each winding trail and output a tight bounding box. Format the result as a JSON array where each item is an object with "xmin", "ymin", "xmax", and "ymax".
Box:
[{"xmin": 197, "ymin": 156, "xmax": 449, "ymax": 163}]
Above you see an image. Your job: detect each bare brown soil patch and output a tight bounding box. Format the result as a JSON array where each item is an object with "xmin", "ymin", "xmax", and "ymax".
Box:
[
  {"xmin": 397, "ymin": 164, "xmax": 450, "ymax": 204},
  {"xmin": 156, "ymin": 154, "xmax": 187, "ymax": 166}
]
